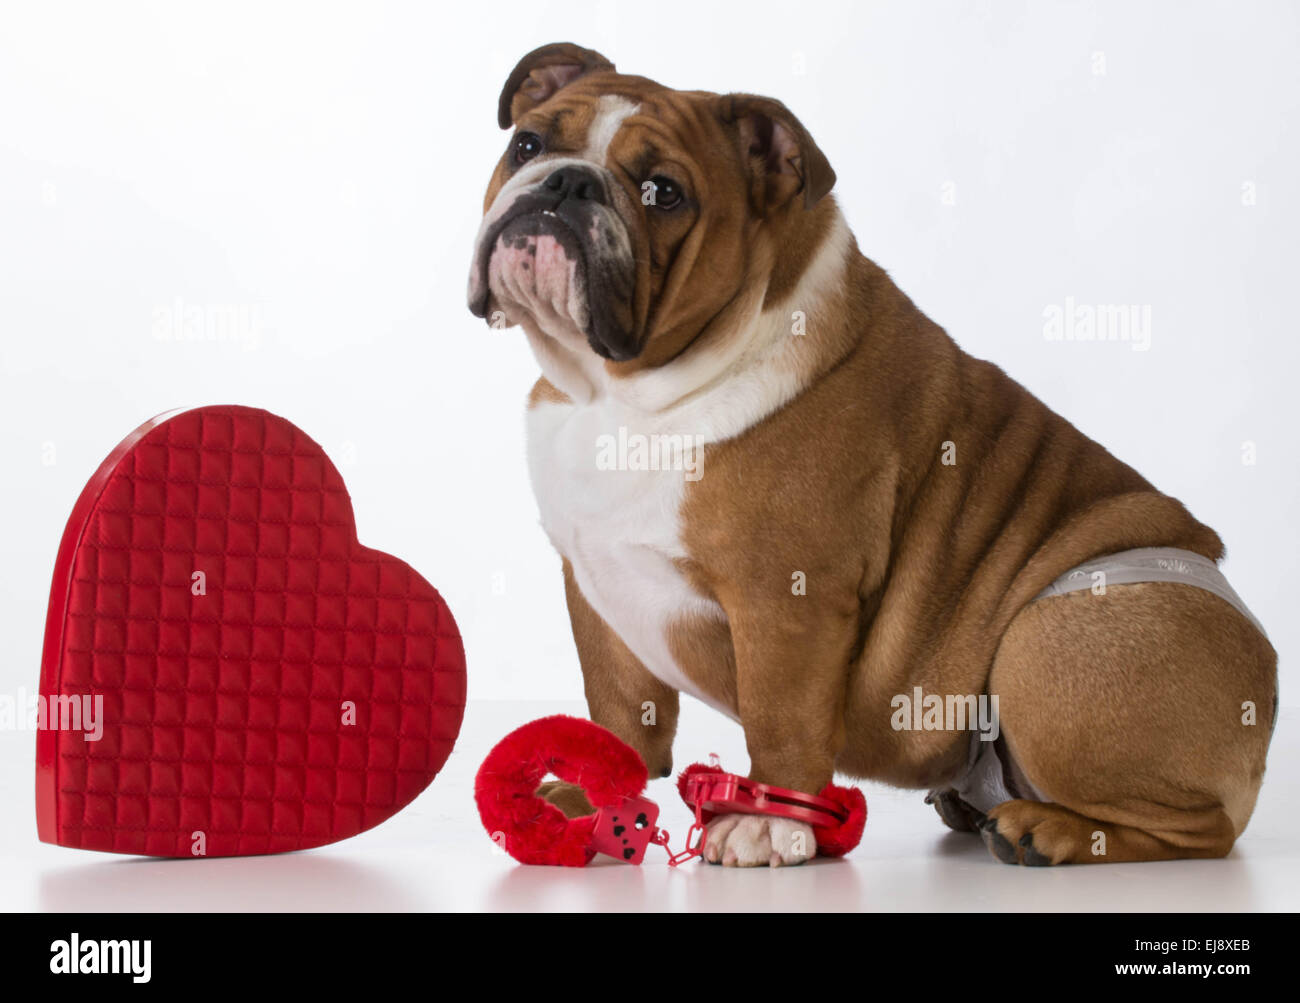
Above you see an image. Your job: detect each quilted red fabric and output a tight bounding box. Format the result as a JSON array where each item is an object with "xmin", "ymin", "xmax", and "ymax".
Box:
[{"xmin": 36, "ymin": 406, "xmax": 466, "ymax": 857}]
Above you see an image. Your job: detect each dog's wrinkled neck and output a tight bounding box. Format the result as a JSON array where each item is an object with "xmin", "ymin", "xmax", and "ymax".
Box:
[
  {"xmin": 526, "ymin": 205, "xmax": 856, "ymax": 422},
  {"xmin": 615, "ymin": 207, "xmax": 855, "ymax": 417}
]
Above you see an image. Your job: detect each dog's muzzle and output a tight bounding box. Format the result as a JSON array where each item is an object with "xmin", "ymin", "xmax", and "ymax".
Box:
[{"xmin": 468, "ymin": 164, "xmax": 638, "ymax": 361}]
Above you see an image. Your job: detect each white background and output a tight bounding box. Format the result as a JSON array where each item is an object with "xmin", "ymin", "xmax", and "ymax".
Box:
[{"xmin": 1, "ymin": 1, "xmax": 1297, "ymax": 910}]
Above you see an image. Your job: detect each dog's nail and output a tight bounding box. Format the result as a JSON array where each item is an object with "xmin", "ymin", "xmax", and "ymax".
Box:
[
  {"xmin": 770, "ymin": 852, "xmax": 783, "ymax": 868},
  {"xmin": 1018, "ymin": 833, "xmax": 1034, "ymax": 847},
  {"xmin": 1023, "ymin": 844, "xmax": 1053, "ymax": 867}
]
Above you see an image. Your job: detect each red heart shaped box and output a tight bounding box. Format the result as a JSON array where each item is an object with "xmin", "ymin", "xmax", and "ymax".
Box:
[{"xmin": 36, "ymin": 405, "xmax": 466, "ymax": 857}]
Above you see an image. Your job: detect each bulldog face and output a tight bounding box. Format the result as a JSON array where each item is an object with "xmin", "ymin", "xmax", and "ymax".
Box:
[{"xmin": 467, "ymin": 42, "xmax": 836, "ymax": 372}]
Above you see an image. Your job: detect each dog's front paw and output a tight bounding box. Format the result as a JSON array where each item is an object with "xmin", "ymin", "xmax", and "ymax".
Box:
[{"xmin": 702, "ymin": 813, "xmax": 816, "ymax": 867}]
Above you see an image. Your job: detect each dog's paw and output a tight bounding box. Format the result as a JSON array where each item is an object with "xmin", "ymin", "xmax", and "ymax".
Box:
[
  {"xmin": 535, "ymin": 780, "xmax": 594, "ymax": 820},
  {"xmin": 979, "ymin": 800, "xmax": 1086, "ymax": 866},
  {"xmin": 927, "ymin": 789, "xmax": 983, "ymax": 833},
  {"xmin": 702, "ymin": 813, "xmax": 816, "ymax": 867}
]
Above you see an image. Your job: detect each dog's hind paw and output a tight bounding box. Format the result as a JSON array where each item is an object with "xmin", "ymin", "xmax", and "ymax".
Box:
[{"xmin": 979, "ymin": 801, "xmax": 1076, "ymax": 866}]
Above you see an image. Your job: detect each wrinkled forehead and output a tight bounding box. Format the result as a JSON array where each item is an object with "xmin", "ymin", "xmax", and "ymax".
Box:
[{"xmin": 514, "ymin": 76, "xmax": 724, "ymax": 169}]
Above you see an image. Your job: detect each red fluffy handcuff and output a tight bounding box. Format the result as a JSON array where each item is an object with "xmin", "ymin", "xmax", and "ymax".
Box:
[{"xmin": 474, "ymin": 715, "xmax": 866, "ymax": 866}]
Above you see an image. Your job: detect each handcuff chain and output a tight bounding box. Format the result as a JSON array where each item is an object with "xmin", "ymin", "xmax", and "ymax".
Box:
[{"xmin": 662, "ymin": 798, "xmax": 708, "ymax": 867}]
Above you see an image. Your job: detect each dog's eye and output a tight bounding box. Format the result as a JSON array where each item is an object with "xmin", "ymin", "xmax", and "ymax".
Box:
[
  {"xmin": 513, "ymin": 131, "xmax": 544, "ymax": 164},
  {"xmin": 645, "ymin": 175, "xmax": 684, "ymax": 210}
]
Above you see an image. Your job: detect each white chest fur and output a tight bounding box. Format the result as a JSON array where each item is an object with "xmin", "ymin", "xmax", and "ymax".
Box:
[
  {"xmin": 526, "ymin": 397, "xmax": 734, "ymax": 716},
  {"xmin": 522, "ymin": 211, "xmax": 852, "ymax": 719}
]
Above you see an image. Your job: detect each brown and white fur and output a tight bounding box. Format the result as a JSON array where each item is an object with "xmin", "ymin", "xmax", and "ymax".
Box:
[{"xmin": 468, "ymin": 43, "xmax": 1277, "ymax": 867}]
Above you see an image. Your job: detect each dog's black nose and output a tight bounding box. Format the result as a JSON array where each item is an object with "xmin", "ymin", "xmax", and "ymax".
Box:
[{"xmin": 543, "ymin": 166, "xmax": 608, "ymax": 205}]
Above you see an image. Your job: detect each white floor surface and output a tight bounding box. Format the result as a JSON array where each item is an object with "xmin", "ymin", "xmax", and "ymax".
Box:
[{"xmin": 3, "ymin": 700, "xmax": 1296, "ymax": 912}]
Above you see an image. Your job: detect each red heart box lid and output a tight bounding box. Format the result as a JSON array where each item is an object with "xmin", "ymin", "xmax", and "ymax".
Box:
[{"xmin": 36, "ymin": 405, "xmax": 467, "ymax": 857}]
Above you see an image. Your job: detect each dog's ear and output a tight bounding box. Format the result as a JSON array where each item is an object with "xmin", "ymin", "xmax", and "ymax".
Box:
[
  {"xmin": 497, "ymin": 42, "xmax": 616, "ymax": 129},
  {"xmin": 719, "ymin": 94, "xmax": 836, "ymax": 213}
]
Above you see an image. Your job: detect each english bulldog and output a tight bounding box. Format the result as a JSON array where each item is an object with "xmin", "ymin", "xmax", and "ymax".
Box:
[{"xmin": 467, "ymin": 42, "xmax": 1277, "ymax": 866}]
